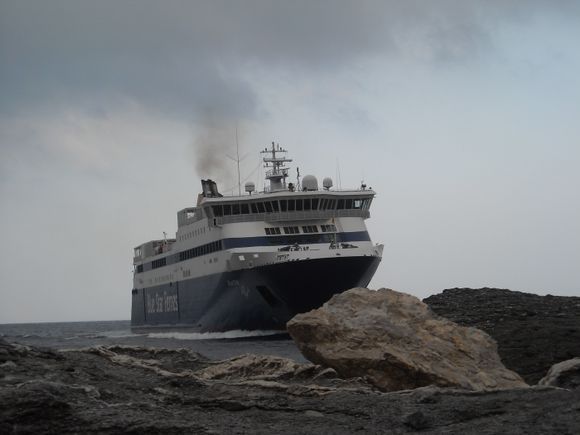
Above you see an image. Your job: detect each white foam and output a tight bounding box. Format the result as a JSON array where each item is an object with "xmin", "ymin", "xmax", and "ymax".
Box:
[
  {"xmin": 72, "ymin": 330, "xmax": 144, "ymax": 339},
  {"xmin": 147, "ymin": 329, "xmax": 286, "ymax": 341}
]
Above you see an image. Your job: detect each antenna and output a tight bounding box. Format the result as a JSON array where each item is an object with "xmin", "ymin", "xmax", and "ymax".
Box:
[
  {"xmin": 336, "ymin": 158, "xmax": 342, "ymax": 190},
  {"xmin": 236, "ymin": 127, "xmax": 241, "ymax": 196},
  {"xmin": 225, "ymin": 126, "xmax": 247, "ymax": 196}
]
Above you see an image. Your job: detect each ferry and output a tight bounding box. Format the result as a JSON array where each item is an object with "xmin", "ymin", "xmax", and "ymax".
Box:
[{"xmin": 131, "ymin": 143, "xmax": 383, "ymax": 331}]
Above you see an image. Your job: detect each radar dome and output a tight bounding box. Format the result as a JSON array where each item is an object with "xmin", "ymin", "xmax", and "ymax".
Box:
[
  {"xmin": 323, "ymin": 177, "xmax": 333, "ymax": 190},
  {"xmin": 301, "ymin": 175, "xmax": 318, "ymax": 191},
  {"xmin": 245, "ymin": 181, "xmax": 255, "ymax": 194}
]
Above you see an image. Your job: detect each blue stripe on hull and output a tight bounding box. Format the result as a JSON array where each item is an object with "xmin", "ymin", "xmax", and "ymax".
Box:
[
  {"xmin": 131, "ymin": 255, "xmax": 381, "ymax": 332},
  {"xmin": 137, "ymin": 231, "xmax": 371, "ymax": 272}
]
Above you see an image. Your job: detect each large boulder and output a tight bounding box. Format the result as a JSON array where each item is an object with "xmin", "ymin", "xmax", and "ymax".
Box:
[
  {"xmin": 538, "ymin": 358, "xmax": 580, "ymax": 390},
  {"xmin": 287, "ymin": 288, "xmax": 527, "ymax": 392}
]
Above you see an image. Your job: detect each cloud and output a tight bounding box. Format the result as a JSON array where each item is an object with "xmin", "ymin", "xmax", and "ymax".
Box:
[{"xmin": 3, "ymin": 0, "xmax": 575, "ymax": 118}]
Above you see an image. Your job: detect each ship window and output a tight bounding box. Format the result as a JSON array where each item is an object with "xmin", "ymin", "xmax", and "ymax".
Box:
[
  {"xmin": 134, "ymin": 247, "xmax": 142, "ymax": 258},
  {"xmin": 272, "ymin": 201, "xmax": 280, "ymax": 212},
  {"xmin": 241, "ymin": 203, "xmax": 249, "ymax": 214},
  {"xmin": 295, "ymin": 199, "xmax": 303, "ymax": 211},
  {"xmin": 136, "ymin": 264, "xmax": 143, "ymax": 273},
  {"xmin": 223, "ymin": 204, "xmax": 232, "ymax": 215},
  {"xmin": 337, "ymin": 199, "xmax": 345, "ymax": 209},
  {"xmin": 344, "ymin": 199, "xmax": 353, "ymax": 209},
  {"xmin": 302, "ymin": 225, "xmax": 318, "ymax": 233},
  {"xmin": 212, "ymin": 205, "xmax": 223, "ymax": 217},
  {"xmin": 288, "ymin": 200, "xmax": 295, "ymax": 211},
  {"xmin": 321, "ymin": 224, "xmax": 337, "ymax": 232},
  {"xmin": 283, "ymin": 226, "xmax": 299, "ymax": 234},
  {"xmin": 152, "ymin": 257, "xmax": 167, "ymax": 269},
  {"xmin": 257, "ymin": 202, "xmax": 265, "ymax": 213},
  {"xmin": 312, "ymin": 198, "xmax": 319, "ymax": 210},
  {"xmin": 354, "ymin": 199, "xmax": 362, "ymax": 209},
  {"xmin": 304, "ymin": 199, "xmax": 311, "ymax": 210},
  {"xmin": 280, "ymin": 200, "xmax": 287, "ymax": 212},
  {"xmin": 264, "ymin": 201, "xmax": 273, "ymax": 213},
  {"xmin": 232, "ymin": 203, "xmax": 240, "ymax": 215},
  {"xmin": 251, "ymin": 202, "xmax": 259, "ymax": 214}
]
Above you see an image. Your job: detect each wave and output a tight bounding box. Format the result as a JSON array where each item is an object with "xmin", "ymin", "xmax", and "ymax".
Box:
[
  {"xmin": 147, "ymin": 329, "xmax": 286, "ymax": 341},
  {"xmin": 64, "ymin": 330, "xmax": 145, "ymax": 340}
]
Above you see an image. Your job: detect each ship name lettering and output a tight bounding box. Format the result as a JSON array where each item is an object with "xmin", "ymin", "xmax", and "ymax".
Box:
[{"xmin": 146, "ymin": 292, "xmax": 179, "ymax": 314}]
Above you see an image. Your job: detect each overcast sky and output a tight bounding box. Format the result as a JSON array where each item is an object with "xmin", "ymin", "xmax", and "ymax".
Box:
[{"xmin": 1, "ymin": 1, "xmax": 579, "ymax": 323}]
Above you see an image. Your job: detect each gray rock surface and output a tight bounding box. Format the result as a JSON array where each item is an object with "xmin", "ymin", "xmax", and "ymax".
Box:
[
  {"xmin": 1, "ymin": 338, "xmax": 580, "ymax": 434},
  {"xmin": 424, "ymin": 287, "xmax": 580, "ymax": 383},
  {"xmin": 539, "ymin": 358, "xmax": 580, "ymax": 390},
  {"xmin": 287, "ymin": 287, "xmax": 526, "ymax": 392}
]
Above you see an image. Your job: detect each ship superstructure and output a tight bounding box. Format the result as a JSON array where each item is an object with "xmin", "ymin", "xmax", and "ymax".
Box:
[{"xmin": 131, "ymin": 142, "xmax": 383, "ymax": 331}]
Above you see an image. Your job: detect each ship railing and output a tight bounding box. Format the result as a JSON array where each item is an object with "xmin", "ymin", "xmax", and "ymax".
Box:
[{"xmin": 214, "ymin": 209, "xmax": 369, "ymax": 225}]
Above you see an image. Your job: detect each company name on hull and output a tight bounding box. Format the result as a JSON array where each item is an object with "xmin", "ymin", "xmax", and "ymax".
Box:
[{"xmin": 146, "ymin": 291, "xmax": 179, "ymax": 314}]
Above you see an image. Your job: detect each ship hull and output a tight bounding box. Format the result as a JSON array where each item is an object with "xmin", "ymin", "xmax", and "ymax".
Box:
[{"xmin": 131, "ymin": 255, "xmax": 381, "ymax": 332}]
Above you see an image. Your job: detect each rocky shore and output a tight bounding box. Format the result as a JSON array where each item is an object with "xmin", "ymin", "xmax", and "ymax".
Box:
[{"xmin": 2, "ymin": 287, "xmax": 580, "ymax": 434}]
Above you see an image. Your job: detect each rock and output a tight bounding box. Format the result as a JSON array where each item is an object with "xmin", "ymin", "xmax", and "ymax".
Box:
[
  {"xmin": 194, "ymin": 354, "xmax": 327, "ymax": 382},
  {"xmin": 1, "ymin": 339, "xmax": 580, "ymax": 434},
  {"xmin": 287, "ymin": 287, "xmax": 526, "ymax": 392},
  {"xmin": 539, "ymin": 358, "xmax": 580, "ymax": 389},
  {"xmin": 404, "ymin": 410, "xmax": 431, "ymax": 430},
  {"xmin": 424, "ymin": 288, "xmax": 580, "ymax": 384}
]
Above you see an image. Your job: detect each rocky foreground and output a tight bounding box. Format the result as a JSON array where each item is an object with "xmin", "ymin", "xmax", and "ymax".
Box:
[
  {"xmin": 2, "ymin": 287, "xmax": 580, "ymax": 434},
  {"xmin": 1, "ymin": 339, "xmax": 579, "ymax": 434}
]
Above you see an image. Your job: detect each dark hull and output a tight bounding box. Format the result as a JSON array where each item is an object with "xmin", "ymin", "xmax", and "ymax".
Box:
[{"xmin": 131, "ymin": 255, "xmax": 381, "ymax": 332}]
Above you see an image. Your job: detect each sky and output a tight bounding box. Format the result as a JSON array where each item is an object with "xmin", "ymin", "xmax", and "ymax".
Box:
[{"xmin": 1, "ymin": 0, "xmax": 579, "ymax": 323}]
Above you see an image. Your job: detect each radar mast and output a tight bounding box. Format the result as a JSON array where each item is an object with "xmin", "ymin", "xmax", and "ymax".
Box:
[{"xmin": 261, "ymin": 142, "xmax": 292, "ymax": 192}]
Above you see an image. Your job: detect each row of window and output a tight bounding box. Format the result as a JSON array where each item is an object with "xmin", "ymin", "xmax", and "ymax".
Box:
[
  {"xmin": 151, "ymin": 258, "xmax": 167, "ymax": 269},
  {"xmin": 179, "ymin": 240, "xmax": 223, "ymax": 261},
  {"xmin": 211, "ymin": 197, "xmax": 371, "ymax": 217},
  {"xmin": 264, "ymin": 224, "xmax": 336, "ymax": 236},
  {"xmin": 179, "ymin": 226, "xmax": 206, "ymax": 241}
]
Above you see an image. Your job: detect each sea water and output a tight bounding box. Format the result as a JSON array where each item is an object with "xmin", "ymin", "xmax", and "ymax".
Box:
[{"xmin": 0, "ymin": 320, "xmax": 306, "ymax": 362}]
